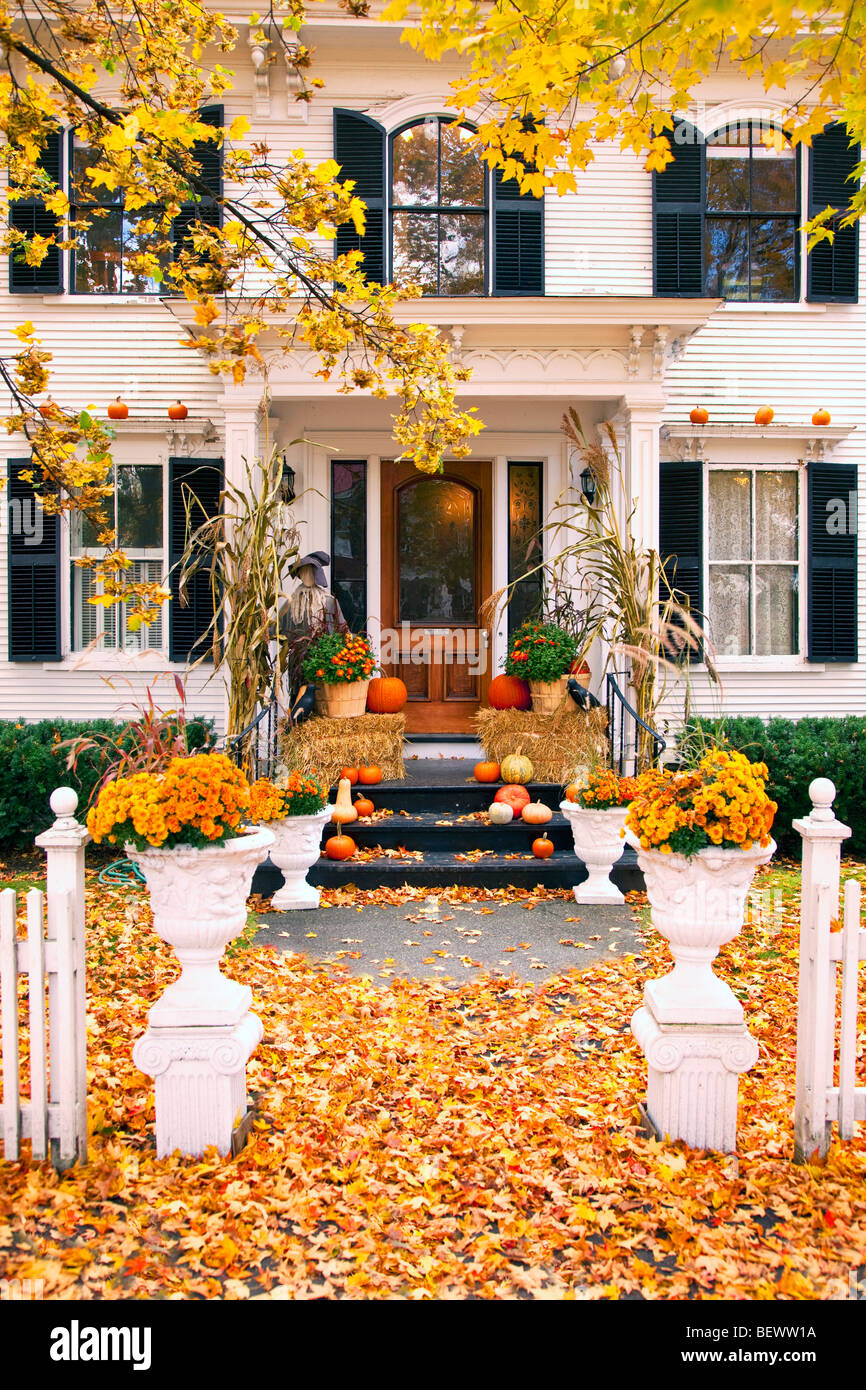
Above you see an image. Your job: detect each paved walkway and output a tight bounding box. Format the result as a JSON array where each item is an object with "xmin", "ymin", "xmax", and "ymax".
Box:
[{"xmin": 256, "ymin": 894, "xmax": 647, "ymax": 983}]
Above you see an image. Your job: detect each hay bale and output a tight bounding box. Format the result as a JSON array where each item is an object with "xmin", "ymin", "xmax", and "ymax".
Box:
[
  {"xmin": 472, "ymin": 705, "xmax": 608, "ymax": 785},
  {"xmin": 279, "ymin": 713, "xmax": 406, "ymax": 786}
]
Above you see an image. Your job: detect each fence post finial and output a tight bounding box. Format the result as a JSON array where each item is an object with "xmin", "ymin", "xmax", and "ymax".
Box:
[{"xmin": 806, "ymin": 777, "xmax": 837, "ymax": 823}]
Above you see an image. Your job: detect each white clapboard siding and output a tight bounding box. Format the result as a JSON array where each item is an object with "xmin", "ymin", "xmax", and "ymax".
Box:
[{"xmin": 545, "ymin": 143, "xmax": 653, "ymax": 296}]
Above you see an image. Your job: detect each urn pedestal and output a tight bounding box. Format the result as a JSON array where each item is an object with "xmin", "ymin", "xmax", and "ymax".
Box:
[
  {"xmin": 265, "ymin": 807, "xmax": 331, "ymax": 910},
  {"xmin": 559, "ymin": 803, "xmax": 629, "ymax": 903},
  {"xmin": 627, "ymin": 830, "xmax": 775, "ymax": 1152},
  {"xmin": 129, "ymin": 826, "xmax": 273, "ymax": 1158}
]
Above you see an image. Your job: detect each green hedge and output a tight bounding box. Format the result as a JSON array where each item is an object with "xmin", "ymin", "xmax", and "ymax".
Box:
[
  {"xmin": 0, "ymin": 718, "xmax": 215, "ymax": 845},
  {"xmin": 685, "ymin": 716, "xmax": 866, "ymax": 856}
]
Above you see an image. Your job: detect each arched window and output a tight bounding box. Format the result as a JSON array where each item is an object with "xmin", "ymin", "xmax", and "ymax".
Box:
[
  {"xmin": 704, "ymin": 122, "xmax": 798, "ymax": 301},
  {"xmin": 390, "ymin": 118, "xmax": 487, "ymax": 295}
]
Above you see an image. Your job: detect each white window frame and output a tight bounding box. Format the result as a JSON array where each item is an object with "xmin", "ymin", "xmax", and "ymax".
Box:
[{"xmin": 704, "ymin": 461, "xmax": 808, "ymax": 668}]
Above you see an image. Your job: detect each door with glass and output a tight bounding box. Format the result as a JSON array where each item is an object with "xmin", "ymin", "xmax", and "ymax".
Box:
[{"xmin": 380, "ymin": 460, "xmax": 492, "ymax": 733}]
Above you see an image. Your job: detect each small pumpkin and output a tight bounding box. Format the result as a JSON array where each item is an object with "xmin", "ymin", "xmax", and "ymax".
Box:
[
  {"xmin": 494, "ymin": 784, "xmax": 531, "ymax": 811},
  {"xmin": 168, "ymin": 400, "xmax": 188, "ymax": 421},
  {"xmin": 340, "ymin": 766, "xmax": 359, "ymax": 785},
  {"xmin": 521, "ymin": 801, "xmax": 553, "ymax": 825},
  {"xmin": 570, "ymin": 658, "xmax": 591, "ymax": 680},
  {"xmin": 500, "ymin": 754, "xmax": 533, "ymax": 785},
  {"xmin": 754, "ymin": 405, "xmax": 774, "ymax": 425},
  {"xmin": 354, "ymin": 796, "xmax": 375, "ymax": 818},
  {"xmin": 331, "ymin": 777, "xmax": 358, "ymax": 824},
  {"xmin": 474, "ymin": 760, "xmax": 500, "ymax": 783},
  {"xmin": 689, "ymin": 405, "xmax": 709, "ymax": 425},
  {"xmin": 358, "ymin": 764, "xmax": 383, "ymax": 785},
  {"xmin": 107, "ymin": 396, "xmax": 128, "ymax": 420},
  {"xmin": 532, "ymin": 834, "xmax": 554, "ymax": 859},
  {"xmin": 38, "ymin": 398, "xmax": 62, "ymax": 420},
  {"xmin": 488, "ymin": 674, "xmax": 532, "ymax": 711},
  {"xmin": 812, "ymin": 407, "xmax": 832, "ymax": 426},
  {"xmin": 325, "ymin": 833, "xmax": 356, "ymax": 860},
  {"xmin": 366, "ymin": 676, "xmax": 407, "ymax": 713},
  {"xmin": 488, "ymin": 801, "xmax": 514, "ymax": 825},
  {"xmin": 564, "ymin": 783, "xmax": 580, "ymax": 803}
]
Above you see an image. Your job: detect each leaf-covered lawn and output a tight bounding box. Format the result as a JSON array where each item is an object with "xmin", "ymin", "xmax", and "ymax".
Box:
[{"xmin": 0, "ymin": 859, "xmax": 864, "ymax": 1299}]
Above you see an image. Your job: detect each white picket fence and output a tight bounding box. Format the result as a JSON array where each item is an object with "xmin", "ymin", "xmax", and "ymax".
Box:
[
  {"xmin": 794, "ymin": 778, "xmax": 866, "ymax": 1163},
  {"xmin": 0, "ymin": 789, "xmax": 89, "ymax": 1169}
]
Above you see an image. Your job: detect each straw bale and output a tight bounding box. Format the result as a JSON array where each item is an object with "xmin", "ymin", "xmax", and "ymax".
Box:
[
  {"xmin": 279, "ymin": 713, "xmax": 406, "ymax": 786},
  {"xmin": 472, "ymin": 705, "xmax": 609, "ymax": 785}
]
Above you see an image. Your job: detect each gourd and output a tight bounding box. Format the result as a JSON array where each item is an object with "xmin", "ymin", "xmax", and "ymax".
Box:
[
  {"xmin": 358, "ymin": 764, "xmax": 383, "ymax": 785},
  {"xmin": 331, "ymin": 777, "xmax": 358, "ymax": 824},
  {"xmin": 754, "ymin": 405, "xmax": 774, "ymax": 425},
  {"xmin": 107, "ymin": 396, "xmax": 128, "ymax": 420},
  {"xmin": 521, "ymin": 801, "xmax": 552, "ymax": 825},
  {"xmin": 689, "ymin": 405, "xmax": 709, "ymax": 424},
  {"xmin": 494, "ymin": 784, "xmax": 531, "ymax": 811},
  {"xmin": 500, "ymin": 754, "xmax": 533, "ymax": 784},
  {"xmin": 812, "ymin": 408, "xmax": 831, "ymax": 426},
  {"xmin": 532, "ymin": 834, "xmax": 554, "ymax": 859},
  {"xmin": 488, "ymin": 801, "xmax": 514, "ymax": 825},
  {"xmin": 168, "ymin": 400, "xmax": 188, "ymax": 420},
  {"xmin": 366, "ymin": 677, "xmax": 408, "ymax": 713},
  {"xmin": 340, "ymin": 766, "xmax": 359, "ymax": 785},
  {"xmin": 488, "ymin": 674, "xmax": 532, "ymax": 710},
  {"xmin": 474, "ymin": 761, "xmax": 500, "ymax": 783},
  {"xmin": 354, "ymin": 796, "xmax": 375, "ymax": 818},
  {"xmin": 325, "ymin": 833, "xmax": 356, "ymax": 860}
]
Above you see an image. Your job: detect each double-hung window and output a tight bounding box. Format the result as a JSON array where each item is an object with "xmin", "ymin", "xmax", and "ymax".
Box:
[
  {"xmin": 391, "ymin": 119, "xmax": 487, "ymax": 295},
  {"xmin": 704, "ymin": 123, "xmax": 798, "ymax": 301},
  {"xmin": 707, "ymin": 466, "xmax": 800, "ymax": 657}
]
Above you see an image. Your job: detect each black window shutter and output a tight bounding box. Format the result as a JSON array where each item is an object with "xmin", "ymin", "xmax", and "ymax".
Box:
[
  {"xmin": 492, "ymin": 164, "xmax": 543, "ymax": 295},
  {"xmin": 168, "ymin": 458, "xmax": 223, "ymax": 662},
  {"xmin": 807, "ymin": 461, "xmax": 857, "ymax": 662},
  {"xmin": 173, "ymin": 106, "xmax": 224, "ymax": 261},
  {"xmin": 659, "ymin": 460, "xmax": 703, "ymax": 661},
  {"xmin": 333, "ymin": 109, "xmax": 385, "ymax": 285},
  {"xmin": 8, "ymin": 130, "xmax": 64, "ymax": 294},
  {"xmin": 653, "ymin": 122, "xmax": 704, "ymax": 296},
  {"xmin": 6, "ymin": 459, "xmax": 61, "ymax": 661},
  {"xmin": 807, "ymin": 123, "xmax": 860, "ymax": 304}
]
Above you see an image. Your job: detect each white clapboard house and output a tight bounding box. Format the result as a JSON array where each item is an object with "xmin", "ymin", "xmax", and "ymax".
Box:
[{"xmin": 1, "ymin": 7, "xmax": 862, "ymax": 754}]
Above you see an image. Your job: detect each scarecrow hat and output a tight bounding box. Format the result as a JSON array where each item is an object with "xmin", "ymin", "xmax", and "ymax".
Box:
[{"xmin": 292, "ymin": 550, "xmax": 330, "ymax": 588}]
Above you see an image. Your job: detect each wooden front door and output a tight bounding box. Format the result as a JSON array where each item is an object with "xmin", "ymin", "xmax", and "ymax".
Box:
[{"xmin": 381, "ymin": 460, "xmax": 492, "ymax": 733}]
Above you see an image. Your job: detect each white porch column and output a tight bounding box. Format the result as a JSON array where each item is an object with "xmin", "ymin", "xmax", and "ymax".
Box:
[
  {"xmin": 621, "ymin": 395, "xmax": 664, "ymax": 557},
  {"xmin": 221, "ymin": 380, "xmax": 266, "ymax": 489}
]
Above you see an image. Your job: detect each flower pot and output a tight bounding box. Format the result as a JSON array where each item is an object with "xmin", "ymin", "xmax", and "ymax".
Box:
[
  {"xmin": 624, "ymin": 829, "xmax": 775, "ymax": 1025},
  {"xmin": 529, "ymin": 676, "xmax": 569, "ymax": 715},
  {"xmin": 126, "ymin": 826, "xmax": 273, "ymax": 1029},
  {"xmin": 263, "ymin": 807, "xmax": 331, "ymax": 910},
  {"xmin": 560, "ymin": 802, "xmax": 629, "ymax": 903},
  {"xmin": 314, "ymin": 679, "xmax": 371, "ymax": 719}
]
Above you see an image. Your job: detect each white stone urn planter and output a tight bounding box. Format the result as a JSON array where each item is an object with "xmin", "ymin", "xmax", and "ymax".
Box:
[
  {"xmin": 263, "ymin": 806, "xmax": 332, "ymax": 910},
  {"xmin": 129, "ymin": 825, "xmax": 273, "ymax": 1158},
  {"xmin": 560, "ymin": 802, "xmax": 630, "ymax": 903},
  {"xmin": 625, "ymin": 828, "xmax": 776, "ymax": 1026}
]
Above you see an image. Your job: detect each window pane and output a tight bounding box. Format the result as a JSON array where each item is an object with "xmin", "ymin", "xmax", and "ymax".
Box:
[
  {"xmin": 122, "ymin": 213, "xmax": 171, "ymax": 293},
  {"xmin": 71, "ymin": 139, "xmax": 121, "ymax": 203},
  {"xmin": 705, "ymin": 217, "xmax": 750, "ymax": 298},
  {"xmin": 750, "ymin": 218, "xmax": 797, "ymax": 301},
  {"xmin": 398, "ymin": 478, "xmax": 475, "ymax": 622},
  {"xmin": 751, "ymin": 147, "xmax": 796, "ymax": 211},
  {"xmin": 709, "ymin": 471, "xmax": 752, "ymax": 561},
  {"xmin": 392, "ymin": 122, "xmax": 438, "ymax": 205},
  {"xmin": 117, "ymin": 466, "xmax": 163, "ymax": 549},
  {"xmin": 75, "ymin": 210, "xmax": 122, "ymax": 293},
  {"xmin": 756, "ymin": 565, "xmax": 797, "ymax": 655},
  {"xmin": 709, "ymin": 564, "xmax": 751, "ymax": 656},
  {"xmin": 756, "ymin": 471, "xmax": 797, "ymax": 561},
  {"xmin": 440, "ymin": 124, "xmax": 484, "ymax": 206},
  {"xmin": 439, "ymin": 214, "xmax": 484, "ymax": 294},
  {"xmin": 508, "ymin": 463, "xmax": 543, "ymax": 634},
  {"xmin": 331, "ymin": 460, "xmax": 366, "ymax": 632},
  {"xmin": 121, "ymin": 560, "xmax": 163, "ymax": 651},
  {"xmin": 706, "ymin": 150, "xmax": 750, "ymax": 211},
  {"xmin": 392, "ymin": 211, "xmax": 439, "ymax": 292}
]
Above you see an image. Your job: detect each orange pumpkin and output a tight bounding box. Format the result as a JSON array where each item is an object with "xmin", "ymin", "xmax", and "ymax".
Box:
[
  {"xmin": 494, "ymin": 783, "xmax": 531, "ymax": 811},
  {"xmin": 366, "ymin": 676, "xmax": 408, "ymax": 713},
  {"xmin": 754, "ymin": 405, "xmax": 774, "ymax": 425},
  {"xmin": 358, "ymin": 764, "xmax": 383, "ymax": 785},
  {"xmin": 564, "ymin": 783, "xmax": 580, "ymax": 803},
  {"xmin": 812, "ymin": 407, "xmax": 832, "ymax": 426},
  {"xmin": 488, "ymin": 674, "xmax": 532, "ymax": 711},
  {"xmin": 340, "ymin": 766, "xmax": 359, "ymax": 785},
  {"xmin": 532, "ymin": 834, "xmax": 554, "ymax": 859},
  {"xmin": 354, "ymin": 796, "xmax": 375, "ymax": 818},
  {"xmin": 474, "ymin": 761, "xmax": 500, "ymax": 783},
  {"xmin": 107, "ymin": 396, "xmax": 128, "ymax": 420},
  {"xmin": 522, "ymin": 801, "xmax": 553, "ymax": 825},
  {"xmin": 570, "ymin": 658, "xmax": 591, "ymax": 680},
  {"xmin": 38, "ymin": 399, "xmax": 62, "ymax": 420},
  {"xmin": 168, "ymin": 400, "xmax": 188, "ymax": 421},
  {"xmin": 325, "ymin": 833, "xmax": 356, "ymax": 860},
  {"xmin": 689, "ymin": 405, "xmax": 709, "ymax": 425}
]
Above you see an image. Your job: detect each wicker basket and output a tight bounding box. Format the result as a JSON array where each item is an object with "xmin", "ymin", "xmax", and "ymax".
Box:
[
  {"xmin": 529, "ymin": 676, "xmax": 570, "ymax": 715},
  {"xmin": 314, "ymin": 679, "xmax": 370, "ymax": 719}
]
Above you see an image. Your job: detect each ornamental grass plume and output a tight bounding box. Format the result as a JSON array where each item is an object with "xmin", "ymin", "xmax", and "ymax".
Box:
[
  {"xmin": 626, "ymin": 748, "xmax": 776, "ymax": 858},
  {"xmin": 86, "ymin": 752, "xmax": 250, "ymax": 851}
]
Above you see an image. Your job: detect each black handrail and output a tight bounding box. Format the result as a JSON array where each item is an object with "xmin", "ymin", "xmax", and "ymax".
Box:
[
  {"xmin": 223, "ymin": 685, "xmax": 281, "ymax": 780},
  {"xmin": 605, "ymin": 672, "xmax": 666, "ymax": 776}
]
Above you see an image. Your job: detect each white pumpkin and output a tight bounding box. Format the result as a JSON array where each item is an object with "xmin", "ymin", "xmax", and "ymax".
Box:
[{"xmin": 488, "ymin": 801, "xmax": 514, "ymax": 824}]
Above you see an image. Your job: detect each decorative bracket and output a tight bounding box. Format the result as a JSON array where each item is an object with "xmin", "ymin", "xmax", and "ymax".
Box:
[
  {"xmin": 248, "ymin": 26, "xmax": 271, "ymax": 118},
  {"xmin": 652, "ymin": 326, "xmax": 669, "ymax": 378},
  {"xmin": 627, "ymin": 326, "xmax": 645, "ymax": 378},
  {"xmin": 285, "ymin": 41, "xmax": 309, "ymax": 122}
]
